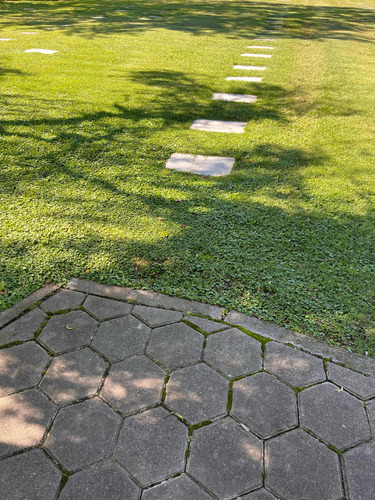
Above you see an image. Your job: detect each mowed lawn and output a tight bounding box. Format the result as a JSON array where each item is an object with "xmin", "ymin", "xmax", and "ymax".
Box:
[{"xmin": 0, "ymin": 0, "xmax": 374, "ymax": 354}]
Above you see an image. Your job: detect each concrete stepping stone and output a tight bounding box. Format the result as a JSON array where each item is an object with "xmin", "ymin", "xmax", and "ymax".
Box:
[
  {"xmin": 0, "ymin": 38, "xmax": 12, "ymax": 41},
  {"xmin": 233, "ymin": 65, "xmax": 266, "ymax": 70},
  {"xmin": 0, "ymin": 449, "xmax": 61, "ymax": 500},
  {"xmin": 115, "ymin": 407, "xmax": 188, "ymax": 486},
  {"xmin": 101, "ymin": 354, "xmax": 165, "ymax": 415},
  {"xmin": 45, "ymin": 398, "xmax": 121, "ymax": 471},
  {"xmin": 0, "ymin": 342, "xmax": 50, "ymax": 396},
  {"xmin": 0, "ymin": 388, "xmax": 57, "ymax": 457},
  {"xmin": 24, "ymin": 49, "xmax": 57, "ymax": 54},
  {"xmin": 253, "ymin": 38, "xmax": 276, "ymax": 40},
  {"xmin": 166, "ymin": 153, "xmax": 235, "ymax": 176},
  {"xmin": 40, "ymin": 347, "xmax": 107, "ymax": 405},
  {"xmin": 225, "ymin": 76, "xmax": 262, "ymax": 82},
  {"xmin": 165, "ymin": 363, "xmax": 229, "ymax": 424},
  {"xmin": 132, "ymin": 304, "xmax": 182, "ymax": 327},
  {"xmin": 241, "ymin": 53, "xmax": 272, "ymax": 58},
  {"xmin": 248, "ymin": 45, "xmax": 274, "ymax": 49},
  {"xmin": 299, "ymin": 382, "xmax": 371, "ymax": 451},
  {"xmin": 265, "ymin": 428, "xmax": 343, "ymax": 500},
  {"xmin": 82, "ymin": 294, "xmax": 132, "ymax": 320},
  {"xmin": 190, "ymin": 119, "xmax": 246, "ymax": 133},
  {"xmin": 326, "ymin": 361, "xmax": 375, "ymax": 399},
  {"xmin": 188, "ymin": 417, "xmax": 263, "ymax": 499},
  {"xmin": 143, "ymin": 474, "xmax": 211, "ymax": 500},
  {"xmin": 0, "ymin": 307, "xmax": 46, "ymax": 345},
  {"xmin": 92, "ymin": 16, "xmax": 105, "ymax": 19},
  {"xmin": 41, "ymin": 290, "xmax": 85, "ymax": 313},
  {"xmin": 60, "ymin": 461, "xmax": 141, "ymax": 500},
  {"xmin": 212, "ymin": 92, "xmax": 257, "ymax": 103},
  {"xmin": 343, "ymin": 441, "xmax": 375, "ymax": 500},
  {"xmin": 21, "ymin": 32, "xmax": 38, "ymax": 34}
]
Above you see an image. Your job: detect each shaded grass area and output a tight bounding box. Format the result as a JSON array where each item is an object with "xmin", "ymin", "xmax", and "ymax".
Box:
[{"xmin": 0, "ymin": 0, "xmax": 374, "ymax": 355}]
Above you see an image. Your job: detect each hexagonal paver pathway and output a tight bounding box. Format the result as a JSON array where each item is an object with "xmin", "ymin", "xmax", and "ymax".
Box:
[{"xmin": 0, "ymin": 280, "xmax": 374, "ymax": 499}]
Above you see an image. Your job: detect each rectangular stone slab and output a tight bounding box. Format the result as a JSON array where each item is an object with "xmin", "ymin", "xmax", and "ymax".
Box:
[
  {"xmin": 190, "ymin": 120, "xmax": 246, "ymax": 133},
  {"xmin": 248, "ymin": 46, "xmax": 274, "ymax": 49},
  {"xmin": 24, "ymin": 49, "xmax": 57, "ymax": 54},
  {"xmin": 166, "ymin": 154, "xmax": 235, "ymax": 176},
  {"xmin": 212, "ymin": 93, "xmax": 257, "ymax": 103},
  {"xmin": 233, "ymin": 65, "xmax": 266, "ymax": 71},
  {"xmin": 241, "ymin": 53, "xmax": 272, "ymax": 58},
  {"xmin": 226, "ymin": 76, "xmax": 262, "ymax": 82}
]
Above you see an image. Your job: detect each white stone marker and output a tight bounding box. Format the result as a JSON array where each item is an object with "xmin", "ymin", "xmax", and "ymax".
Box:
[
  {"xmin": 226, "ymin": 76, "xmax": 262, "ymax": 82},
  {"xmin": 190, "ymin": 119, "xmax": 246, "ymax": 133},
  {"xmin": 248, "ymin": 46, "xmax": 274, "ymax": 49},
  {"xmin": 0, "ymin": 38, "xmax": 12, "ymax": 41},
  {"xmin": 233, "ymin": 65, "xmax": 266, "ymax": 71},
  {"xmin": 166, "ymin": 153, "xmax": 235, "ymax": 176},
  {"xmin": 241, "ymin": 53, "xmax": 272, "ymax": 58},
  {"xmin": 24, "ymin": 49, "xmax": 57, "ymax": 54},
  {"xmin": 212, "ymin": 93, "xmax": 257, "ymax": 103}
]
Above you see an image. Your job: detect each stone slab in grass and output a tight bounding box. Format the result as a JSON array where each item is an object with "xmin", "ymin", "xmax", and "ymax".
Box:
[
  {"xmin": 253, "ymin": 38, "xmax": 276, "ymax": 40},
  {"xmin": 241, "ymin": 53, "xmax": 272, "ymax": 58},
  {"xmin": 233, "ymin": 65, "xmax": 266, "ymax": 70},
  {"xmin": 226, "ymin": 76, "xmax": 262, "ymax": 82},
  {"xmin": 21, "ymin": 32, "xmax": 38, "ymax": 34},
  {"xmin": 0, "ymin": 38, "xmax": 12, "ymax": 41},
  {"xmin": 190, "ymin": 119, "xmax": 246, "ymax": 133},
  {"xmin": 166, "ymin": 153, "xmax": 235, "ymax": 176},
  {"xmin": 248, "ymin": 45, "xmax": 274, "ymax": 49},
  {"xmin": 212, "ymin": 92, "xmax": 257, "ymax": 103},
  {"xmin": 24, "ymin": 49, "xmax": 57, "ymax": 54}
]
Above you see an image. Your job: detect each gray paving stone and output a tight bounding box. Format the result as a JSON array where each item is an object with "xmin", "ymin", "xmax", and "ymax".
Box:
[
  {"xmin": 232, "ymin": 372, "xmax": 297, "ymax": 438},
  {"xmin": 40, "ymin": 347, "xmax": 107, "ymax": 405},
  {"xmin": 115, "ymin": 407, "xmax": 188, "ymax": 486},
  {"xmin": 166, "ymin": 153, "xmax": 235, "ymax": 176},
  {"xmin": 91, "ymin": 315, "xmax": 150, "ymax": 362},
  {"xmin": 343, "ymin": 441, "xmax": 375, "ymax": 500},
  {"xmin": 327, "ymin": 362, "xmax": 375, "ymax": 399},
  {"xmin": 38, "ymin": 310, "xmax": 97, "ymax": 354},
  {"xmin": 45, "ymin": 398, "xmax": 121, "ymax": 471},
  {"xmin": 41, "ymin": 290, "xmax": 85, "ymax": 313},
  {"xmin": 190, "ymin": 120, "xmax": 246, "ymax": 134},
  {"xmin": 165, "ymin": 363, "xmax": 228, "ymax": 424},
  {"xmin": 0, "ymin": 449, "xmax": 61, "ymax": 500},
  {"xmin": 0, "ymin": 308, "xmax": 46, "ymax": 345},
  {"xmin": 142, "ymin": 474, "xmax": 212, "ymax": 500},
  {"xmin": 101, "ymin": 354, "xmax": 165, "ymax": 415},
  {"xmin": 299, "ymin": 382, "xmax": 371, "ymax": 451},
  {"xmin": 188, "ymin": 417, "xmax": 262, "ymax": 499},
  {"xmin": 83, "ymin": 294, "xmax": 132, "ymax": 320},
  {"xmin": 233, "ymin": 65, "xmax": 267, "ymax": 70},
  {"xmin": 264, "ymin": 342, "xmax": 326, "ymax": 387},
  {"xmin": 265, "ymin": 428, "xmax": 343, "ymax": 500},
  {"xmin": 59, "ymin": 460, "xmax": 140, "ymax": 500},
  {"xmin": 132, "ymin": 304, "xmax": 182, "ymax": 327},
  {"xmin": 0, "ymin": 388, "xmax": 57, "ymax": 457},
  {"xmin": 242, "ymin": 53, "xmax": 272, "ymax": 58},
  {"xmin": 241, "ymin": 489, "xmax": 278, "ymax": 500},
  {"xmin": 146, "ymin": 322, "xmax": 204, "ymax": 369},
  {"xmin": 0, "ymin": 342, "xmax": 50, "ymax": 396},
  {"xmin": 212, "ymin": 93, "xmax": 258, "ymax": 103},
  {"xmin": 184, "ymin": 315, "xmax": 228, "ymax": 333},
  {"xmin": 204, "ymin": 328, "xmax": 262, "ymax": 378},
  {"xmin": 367, "ymin": 398, "xmax": 375, "ymax": 436},
  {"xmin": 226, "ymin": 76, "xmax": 262, "ymax": 82},
  {"xmin": 248, "ymin": 45, "xmax": 274, "ymax": 49}
]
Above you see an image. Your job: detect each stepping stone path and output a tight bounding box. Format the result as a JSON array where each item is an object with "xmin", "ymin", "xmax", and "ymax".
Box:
[
  {"xmin": 233, "ymin": 65, "xmax": 267, "ymax": 70},
  {"xmin": 242, "ymin": 53, "xmax": 272, "ymax": 58},
  {"xmin": 212, "ymin": 92, "xmax": 257, "ymax": 103},
  {"xmin": 0, "ymin": 279, "xmax": 374, "ymax": 499},
  {"xmin": 226, "ymin": 76, "xmax": 262, "ymax": 82},
  {"xmin": 190, "ymin": 119, "xmax": 246, "ymax": 133},
  {"xmin": 166, "ymin": 153, "xmax": 235, "ymax": 176},
  {"xmin": 24, "ymin": 49, "xmax": 57, "ymax": 54}
]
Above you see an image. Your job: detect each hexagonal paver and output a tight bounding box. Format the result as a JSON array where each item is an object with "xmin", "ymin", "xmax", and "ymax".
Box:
[
  {"xmin": 101, "ymin": 354, "xmax": 165, "ymax": 415},
  {"xmin": 299, "ymin": 382, "xmax": 371, "ymax": 451},
  {"xmin": 165, "ymin": 363, "xmax": 228, "ymax": 424},
  {"xmin": 265, "ymin": 428, "xmax": 343, "ymax": 500},
  {"xmin": 232, "ymin": 372, "xmax": 298, "ymax": 438},
  {"xmin": 0, "ymin": 308, "xmax": 46, "ymax": 345},
  {"xmin": 45, "ymin": 398, "xmax": 121, "ymax": 471},
  {"xmin": 142, "ymin": 474, "xmax": 212, "ymax": 500},
  {"xmin": 91, "ymin": 315, "xmax": 150, "ymax": 362},
  {"xmin": 241, "ymin": 489, "xmax": 278, "ymax": 500},
  {"xmin": 40, "ymin": 347, "xmax": 107, "ymax": 405},
  {"xmin": 204, "ymin": 328, "xmax": 262, "ymax": 378},
  {"xmin": 115, "ymin": 406, "xmax": 188, "ymax": 487},
  {"xmin": 0, "ymin": 342, "xmax": 50, "ymax": 396},
  {"xmin": 59, "ymin": 461, "xmax": 141, "ymax": 500},
  {"xmin": 367, "ymin": 398, "xmax": 375, "ymax": 436},
  {"xmin": 146, "ymin": 322, "xmax": 204, "ymax": 369},
  {"xmin": 83, "ymin": 294, "xmax": 132, "ymax": 321},
  {"xmin": 132, "ymin": 304, "xmax": 182, "ymax": 327},
  {"xmin": 327, "ymin": 362, "xmax": 375, "ymax": 400},
  {"xmin": 0, "ymin": 388, "xmax": 57, "ymax": 457},
  {"xmin": 185, "ymin": 315, "xmax": 229, "ymax": 333},
  {"xmin": 264, "ymin": 342, "xmax": 326, "ymax": 387},
  {"xmin": 188, "ymin": 417, "xmax": 262, "ymax": 499},
  {"xmin": 41, "ymin": 290, "xmax": 85, "ymax": 313},
  {"xmin": 38, "ymin": 311, "xmax": 97, "ymax": 354},
  {"xmin": 0, "ymin": 449, "xmax": 61, "ymax": 500},
  {"xmin": 343, "ymin": 441, "xmax": 375, "ymax": 500}
]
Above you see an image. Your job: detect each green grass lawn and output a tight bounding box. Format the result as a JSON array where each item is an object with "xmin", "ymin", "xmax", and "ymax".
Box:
[{"xmin": 1, "ymin": 0, "xmax": 374, "ymax": 355}]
